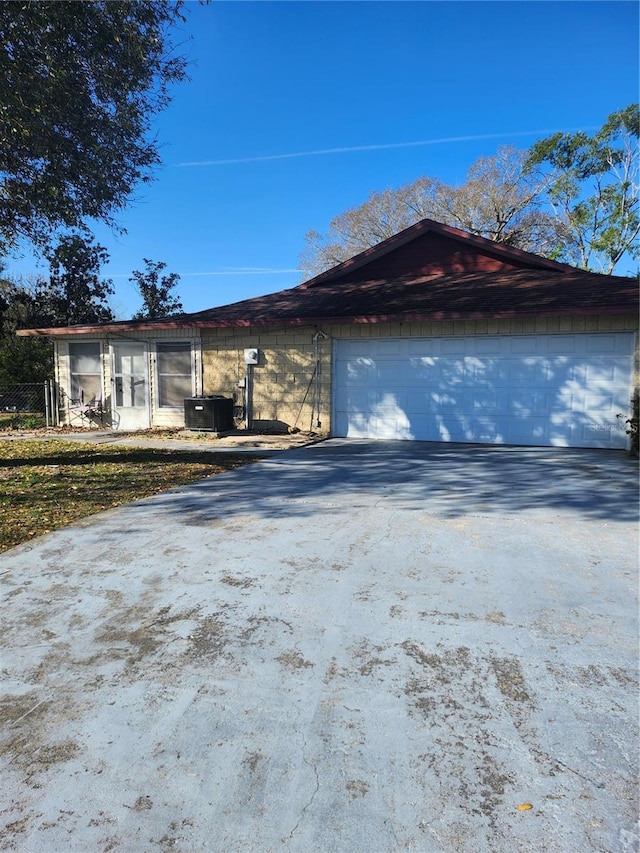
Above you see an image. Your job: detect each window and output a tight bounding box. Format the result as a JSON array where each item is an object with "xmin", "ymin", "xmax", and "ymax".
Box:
[
  {"xmin": 69, "ymin": 342, "xmax": 101, "ymax": 402},
  {"xmin": 156, "ymin": 342, "xmax": 193, "ymax": 407}
]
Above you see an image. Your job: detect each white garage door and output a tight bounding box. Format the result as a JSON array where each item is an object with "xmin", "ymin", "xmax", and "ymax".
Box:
[{"xmin": 333, "ymin": 333, "xmax": 635, "ymax": 449}]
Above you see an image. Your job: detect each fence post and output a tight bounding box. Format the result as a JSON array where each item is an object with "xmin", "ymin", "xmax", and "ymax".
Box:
[
  {"xmin": 49, "ymin": 380, "xmax": 58, "ymax": 427},
  {"xmin": 44, "ymin": 380, "xmax": 50, "ymax": 427}
]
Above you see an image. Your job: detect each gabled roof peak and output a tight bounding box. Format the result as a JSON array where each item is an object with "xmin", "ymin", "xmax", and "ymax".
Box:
[{"xmin": 301, "ymin": 218, "xmax": 575, "ymax": 288}]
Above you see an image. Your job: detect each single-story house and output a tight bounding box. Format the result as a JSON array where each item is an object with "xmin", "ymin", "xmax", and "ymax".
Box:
[{"xmin": 18, "ymin": 218, "xmax": 639, "ymax": 449}]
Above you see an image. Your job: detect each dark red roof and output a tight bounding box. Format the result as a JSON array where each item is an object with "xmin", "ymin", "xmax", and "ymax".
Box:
[
  {"xmin": 17, "ymin": 219, "xmax": 638, "ymax": 336},
  {"xmin": 183, "ymin": 267, "xmax": 638, "ymax": 327},
  {"xmin": 302, "ymin": 218, "xmax": 575, "ymax": 285}
]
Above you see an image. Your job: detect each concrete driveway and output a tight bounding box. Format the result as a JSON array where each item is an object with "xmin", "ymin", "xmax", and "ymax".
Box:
[{"xmin": 1, "ymin": 440, "xmax": 638, "ymax": 853}]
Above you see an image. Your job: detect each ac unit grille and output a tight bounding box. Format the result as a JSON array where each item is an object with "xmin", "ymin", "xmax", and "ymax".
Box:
[{"xmin": 184, "ymin": 397, "xmax": 234, "ymax": 431}]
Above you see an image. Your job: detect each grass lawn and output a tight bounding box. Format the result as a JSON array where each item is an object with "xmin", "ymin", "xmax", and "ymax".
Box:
[{"xmin": 0, "ymin": 439, "xmax": 257, "ymax": 554}]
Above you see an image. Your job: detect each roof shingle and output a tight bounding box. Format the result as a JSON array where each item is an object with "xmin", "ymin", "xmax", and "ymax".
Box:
[{"xmin": 16, "ymin": 218, "xmax": 638, "ymax": 336}]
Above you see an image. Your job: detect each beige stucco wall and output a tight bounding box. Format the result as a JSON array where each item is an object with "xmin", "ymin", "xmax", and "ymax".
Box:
[{"xmin": 201, "ymin": 314, "xmax": 639, "ymax": 435}]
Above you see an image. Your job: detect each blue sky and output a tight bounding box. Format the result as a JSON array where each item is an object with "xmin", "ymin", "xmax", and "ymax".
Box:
[{"xmin": 9, "ymin": 0, "xmax": 640, "ymax": 318}]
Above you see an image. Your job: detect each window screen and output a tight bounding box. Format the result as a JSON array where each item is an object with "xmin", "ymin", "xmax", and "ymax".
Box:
[
  {"xmin": 156, "ymin": 342, "xmax": 193, "ymax": 407},
  {"xmin": 69, "ymin": 342, "xmax": 101, "ymax": 402}
]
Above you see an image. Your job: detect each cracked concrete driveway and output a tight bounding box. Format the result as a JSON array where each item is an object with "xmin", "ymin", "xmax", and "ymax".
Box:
[{"xmin": 1, "ymin": 439, "xmax": 638, "ymax": 853}]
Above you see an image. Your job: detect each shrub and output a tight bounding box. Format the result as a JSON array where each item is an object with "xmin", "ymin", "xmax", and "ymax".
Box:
[
  {"xmin": 617, "ymin": 393, "xmax": 639, "ymax": 457},
  {"xmin": 0, "ymin": 412, "xmax": 46, "ymax": 430}
]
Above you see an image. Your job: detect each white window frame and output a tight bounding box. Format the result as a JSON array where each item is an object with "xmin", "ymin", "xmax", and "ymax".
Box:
[
  {"xmin": 68, "ymin": 340, "xmax": 103, "ymax": 403},
  {"xmin": 154, "ymin": 340, "xmax": 196, "ymax": 409}
]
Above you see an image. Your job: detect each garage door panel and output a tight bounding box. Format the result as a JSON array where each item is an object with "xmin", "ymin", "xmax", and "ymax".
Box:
[
  {"xmin": 407, "ymin": 364, "xmax": 438, "ymax": 385},
  {"xmin": 586, "ymin": 334, "xmax": 620, "ymax": 353},
  {"xmin": 467, "ymin": 359, "xmax": 508, "ymax": 384},
  {"xmin": 334, "ymin": 333, "xmax": 634, "ymax": 449},
  {"xmin": 375, "ymin": 391, "xmax": 406, "ymax": 412},
  {"xmin": 587, "ymin": 366, "xmax": 617, "ymax": 385},
  {"xmin": 507, "ymin": 417, "xmax": 551, "ymax": 444},
  {"xmin": 432, "ymin": 390, "xmax": 466, "ymax": 410},
  {"xmin": 445, "ymin": 415, "xmax": 501, "ymax": 443},
  {"xmin": 343, "ymin": 389, "xmax": 379, "ymax": 411},
  {"xmin": 408, "ymin": 339, "xmax": 432, "ymax": 355},
  {"xmin": 344, "ymin": 358, "xmax": 377, "ymax": 382},
  {"xmin": 584, "ymin": 394, "xmax": 618, "ymax": 414},
  {"xmin": 576, "ymin": 421, "xmax": 626, "ymax": 447},
  {"xmin": 440, "ymin": 338, "xmax": 468, "ymax": 355},
  {"xmin": 472, "ymin": 389, "xmax": 510, "ymax": 412},
  {"xmin": 377, "ymin": 363, "xmax": 405, "ymax": 383},
  {"xmin": 373, "ymin": 418, "xmax": 412, "ymax": 440},
  {"xmin": 471, "ymin": 425, "xmax": 503, "ymax": 443},
  {"xmin": 473, "ymin": 337, "xmax": 504, "ymax": 355},
  {"xmin": 548, "ymin": 336, "xmax": 578, "ymax": 353},
  {"xmin": 407, "ymin": 394, "xmax": 434, "ymax": 416},
  {"xmin": 437, "ymin": 362, "xmax": 467, "ymax": 385},
  {"xmin": 507, "ymin": 390, "xmax": 555, "ymax": 416},
  {"xmin": 507, "ymin": 361, "xmax": 544, "ymax": 383},
  {"xmin": 510, "ymin": 336, "xmax": 541, "ymax": 353},
  {"xmin": 378, "ymin": 340, "xmax": 403, "ymax": 355},
  {"xmin": 584, "ymin": 359, "xmax": 625, "ymax": 384},
  {"xmin": 346, "ymin": 341, "xmax": 373, "ymax": 356}
]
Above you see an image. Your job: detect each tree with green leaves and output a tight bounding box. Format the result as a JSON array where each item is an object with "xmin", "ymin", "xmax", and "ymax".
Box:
[
  {"xmin": 42, "ymin": 234, "xmax": 115, "ymax": 326},
  {"xmin": 0, "ymin": 1, "xmax": 188, "ymax": 255},
  {"xmin": 0, "ymin": 234, "xmax": 114, "ymax": 388},
  {"xmin": 526, "ymin": 104, "xmax": 639, "ymax": 274},
  {"xmin": 299, "ymin": 147, "xmax": 563, "ymax": 277},
  {"xmin": 0, "ymin": 275, "xmax": 54, "ymax": 389},
  {"xmin": 130, "ymin": 259, "xmax": 183, "ymax": 320}
]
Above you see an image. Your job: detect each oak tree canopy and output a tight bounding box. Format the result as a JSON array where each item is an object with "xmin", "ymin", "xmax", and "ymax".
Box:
[
  {"xmin": 0, "ymin": 1, "xmax": 188, "ymax": 255},
  {"xmin": 300, "ymin": 108, "xmax": 639, "ymax": 277}
]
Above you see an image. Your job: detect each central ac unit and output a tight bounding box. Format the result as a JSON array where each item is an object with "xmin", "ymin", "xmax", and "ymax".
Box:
[{"xmin": 184, "ymin": 396, "xmax": 234, "ymax": 431}]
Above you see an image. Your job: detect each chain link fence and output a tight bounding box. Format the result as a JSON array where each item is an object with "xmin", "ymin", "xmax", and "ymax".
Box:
[{"xmin": 0, "ymin": 381, "xmax": 57, "ymax": 425}]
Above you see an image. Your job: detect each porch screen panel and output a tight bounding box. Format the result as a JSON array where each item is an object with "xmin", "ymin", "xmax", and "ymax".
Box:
[
  {"xmin": 69, "ymin": 342, "xmax": 101, "ymax": 402},
  {"xmin": 157, "ymin": 342, "xmax": 193, "ymax": 407},
  {"xmin": 113, "ymin": 344, "xmax": 146, "ymax": 407}
]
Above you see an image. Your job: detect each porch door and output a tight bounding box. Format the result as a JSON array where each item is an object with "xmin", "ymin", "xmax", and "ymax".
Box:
[{"xmin": 110, "ymin": 342, "xmax": 150, "ymax": 430}]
